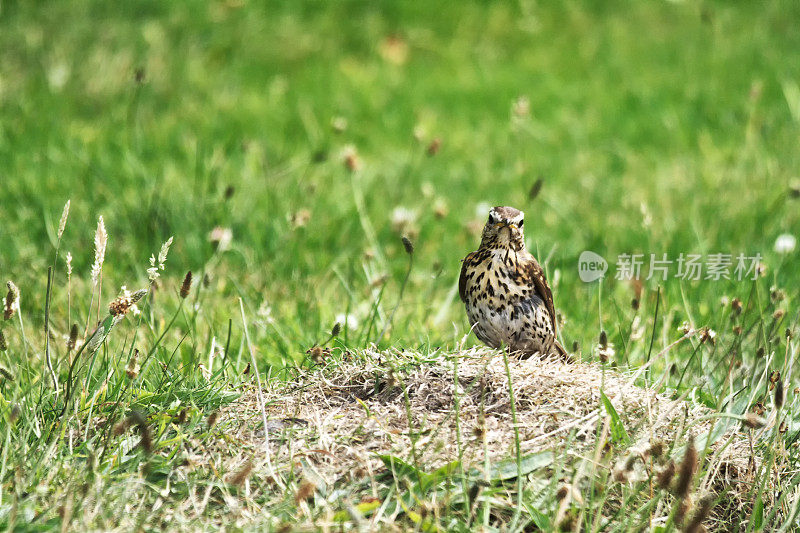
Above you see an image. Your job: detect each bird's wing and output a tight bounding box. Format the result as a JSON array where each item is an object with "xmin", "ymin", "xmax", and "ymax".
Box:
[
  {"xmin": 524, "ymin": 258, "xmax": 558, "ymax": 335},
  {"xmin": 458, "ymin": 252, "xmax": 475, "ymax": 303}
]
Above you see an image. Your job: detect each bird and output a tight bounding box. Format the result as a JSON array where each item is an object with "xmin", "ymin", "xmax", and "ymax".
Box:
[{"xmin": 459, "ymin": 205, "xmax": 568, "ymax": 359}]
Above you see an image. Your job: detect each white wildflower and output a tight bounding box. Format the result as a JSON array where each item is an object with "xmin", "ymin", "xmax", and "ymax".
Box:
[
  {"xmin": 391, "ymin": 206, "xmax": 417, "ymax": 235},
  {"xmin": 475, "ymin": 202, "xmax": 491, "ymax": 218},
  {"xmin": 208, "ymin": 227, "xmax": 232, "ymax": 251},
  {"xmin": 640, "ymin": 202, "xmax": 652, "ymax": 227},
  {"xmin": 331, "ymin": 116, "xmax": 347, "ymax": 133},
  {"xmin": 774, "ymin": 233, "xmax": 796, "ymax": 255},
  {"xmin": 335, "ymin": 312, "xmax": 359, "ymax": 329},
  {"xmin": 595, "ymin": 342, "xmax": 616, "ymax": 362},
  {"xmin": 47, "ymin": 62, "xmax": 70, "ymax": 91},
  {"xmin": 256, "ymin": 300, "xmax": 274, "ymax": 324},
  {"xmin": 512, "ymin": 96, "xmax": 530, "ymax": 118},
  {"xmin": 630, "ymin": 315, "xmax": 644, "ymax": 341}
]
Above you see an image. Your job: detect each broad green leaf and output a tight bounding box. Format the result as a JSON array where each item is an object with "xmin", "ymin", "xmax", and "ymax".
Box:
[
  {"xmin": 525, "ymin": 504, "xmax": 551, "ymax": 531},
  {"xmin": 468, "ymin": 451, "xmax": 554, "ymax": 482},
  {"xmin": 600, "ymin": 390, "xmax": 631, "ymax": 446},
  {"xmin": 333, "ymin": 499, "xmax": 381, "ymax": 522},
  {"xmin": 753, "ymin": 496, "xmax": 764, "ymax": 530},
  {"xmin": 400, "ymin": 499, "xmax": 441, "ymax": 532}
]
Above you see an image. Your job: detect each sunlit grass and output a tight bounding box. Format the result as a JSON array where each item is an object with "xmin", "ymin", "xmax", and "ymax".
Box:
[{"xmin": 1, "ymin": 0, "xmax": 800, "ymax": 530}]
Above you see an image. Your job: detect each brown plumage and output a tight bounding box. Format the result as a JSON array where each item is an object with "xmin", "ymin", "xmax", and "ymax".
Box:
[{"xmin": 459, "ymin": 206, "xmax": 568, "ymax": 358}]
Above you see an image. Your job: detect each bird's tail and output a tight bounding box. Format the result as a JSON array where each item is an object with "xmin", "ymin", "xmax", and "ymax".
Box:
[{"xmin": 552, "ymin": 339, "xmax": 574, "ymax": 363}]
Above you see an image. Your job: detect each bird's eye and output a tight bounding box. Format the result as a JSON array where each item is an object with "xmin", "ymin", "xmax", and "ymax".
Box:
[
  {"xmin": 519, "ymin": 219, "xmax": 524, "ymax": 227},
  {"xmin": 487, "ymin": 215, "xmax": 494, "ymax": 224}
]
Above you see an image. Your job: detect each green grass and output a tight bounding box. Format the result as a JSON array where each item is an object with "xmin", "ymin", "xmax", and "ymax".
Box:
[{"xmin": 1, "ymin": 0, "xmax": 800, "ymax": 530}]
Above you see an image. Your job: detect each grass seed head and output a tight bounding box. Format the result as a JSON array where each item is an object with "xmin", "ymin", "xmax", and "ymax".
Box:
[
  {"xmin": 686, "ymin": 493, "xmax": 715, "ymax": 533},
  {"xmin": 646, "ymin": 439, "xmax": 666, "ymax": 459},
  {"xmin": 90, "ymin": 216, "xmax": 107, "ymax": 286},
  {"xmin": 426, "ymin": 137, "xmax": 441, "ymax": 156},
  {"xmin": 180, "ymin": 271, "xmax": 193, "ymax": 299},
  {"xmin": 0, "ymin": 366, "xmax": 14, "ymax": 382},
  {"xmin": 9, "ymin": 404, "xmax": 20, "ymax": 423},
  {"xmin": 331, "ymin": 322, "xmax": 341, "ymax": 337},
  {"xmin": 656, "ymin": 460, "xmax": 675, "ymax": 490},
  {"xmin": 57, "ymin": 200, "xmax": 70, "ymax": 240},
  {"xmin": 137, "ymin": 422, "xmax": 153, "ymax": 454},
  {"xmin": 528, "ymin": 177, "xmax": 544, "ymax": 200},
  {"xmin": 109, "ymin": 289, "xmax": 147, "ymax": 317},
  {"xmin": 770, "ymin": 286, "xmax": 786, "ymax": 302},
  {"xmin": 148, "ymin": 236, "xmax": 174, "ymax": 280},
  {"xmin": 699, "ymin": 327, "xmax": 716, "ymax": 344},
  {"xmin": 401, "ymin": 235, "xmax": 414, "ymax": 255},
  {"xmin": 295, "ymin": 481, "xmax": 316, "ymax": 503},
  {"xmin": 731, "ymin": 297, "xmax": 743, "ymax": 314},
  {"xmin": 342, "ymin": 145, "xmax": 360, "ymax": 171},
  {"xmin": 67, "ymin": 323, "xmax": 78, "ymax": 351},
  {"xmin": 308, "ymin": 345, "xmax": 326, "ymax": 363},
  {"xmin": 0, "ymin": 329, "xmax": 6, "ymax": 351},
  {"xmin": 4, "ymin": 281, "xmax": 19, "ymax": 321},
  {"xmin": 113, "ymin": 417, "xmax": 131, "ymax": 436},
  {"xmin": 125, "ymin": 349, "xmax": 140, "ymax": 380},
  {"xmin": 774, "ymin": 379, "xmax": 784, "ymax": 409},
  {"xmin": 675, "ymin": 435, "xmax": 697, "ymax": 498},
  {"xmin": 473, "ymin": 412, "xmax": 486, "ymax": 439},
  {"xmin": 433, "ymin": 198, "xmax": 448, "ymax": 218},
  {"xmin": 743, "ymin": 413, "xmax": 765, "ymax": 429},
  {"xmin": 789, "ymin": 180, "xmax": 800, "ymax": 198},
  {"xmin": 229, "ymin": 460, "xmax": 254, "ymax": 487}
]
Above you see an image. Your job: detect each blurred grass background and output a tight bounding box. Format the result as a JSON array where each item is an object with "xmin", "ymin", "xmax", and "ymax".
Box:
[
  {"xmin": 2, "ymin": 0, "xmax": 800, "ymax": 529},
  {"xmin": 0, "ymin": 0, "xmax": 798, "ymax": 368}
]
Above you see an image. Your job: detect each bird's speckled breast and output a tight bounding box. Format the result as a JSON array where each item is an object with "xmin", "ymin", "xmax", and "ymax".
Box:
[{"xmin": 463, "ymin": 249, "xmax": 537, "ymax": 348}]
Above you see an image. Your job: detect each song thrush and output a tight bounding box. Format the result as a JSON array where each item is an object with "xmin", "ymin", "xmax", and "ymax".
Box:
[{"xmin": 459, "ymin": 206, "xmax": 568, "ymax": 358}]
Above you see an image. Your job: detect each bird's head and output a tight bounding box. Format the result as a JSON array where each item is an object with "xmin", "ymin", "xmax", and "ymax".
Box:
[{"xmin": 480, "ymin": 206, "xmax": 526, "ymax": 251}]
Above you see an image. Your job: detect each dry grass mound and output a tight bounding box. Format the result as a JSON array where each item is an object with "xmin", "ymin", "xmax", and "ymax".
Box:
[{"xmin": 220, "ymin": 347, "xmax": 763, "ymax": 527}]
